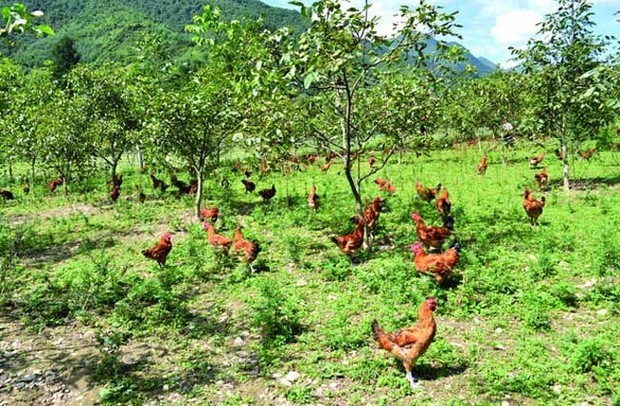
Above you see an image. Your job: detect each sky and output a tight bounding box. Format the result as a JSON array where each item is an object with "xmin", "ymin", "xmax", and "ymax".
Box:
[{"xmin": 262, "ymin": 0, "xmax": 620, "ymax": 68}]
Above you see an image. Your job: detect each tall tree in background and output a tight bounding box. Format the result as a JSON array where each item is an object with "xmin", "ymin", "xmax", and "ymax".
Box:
[
  {"xmin": 511, "ymin": 0, "xmax": 615, "ymax": 191},
  {"xmin": 52, "ymin": 36, "xmax": 80, "ymax": 85}
]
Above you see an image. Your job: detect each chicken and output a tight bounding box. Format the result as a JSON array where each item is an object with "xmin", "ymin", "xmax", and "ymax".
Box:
[
  {"xmin": 258, "ymin": 184, "xmax": 276, "ymax": 202},
  {"xmin": 308, "ymin": 185, "xmax": 320, "ymax": 211},
  {"xmin": 23, "ymin": 182, "xmax": 30, "ymax": 195},
  {"xmin": 170, "ymin": 173, "xmax": 192, "ymax": 195},
  {"xmin": 331, "ymin": 218, "xmax": 365, "ymax": 261},
  {"xmin": 142, "ymin": 232, "xmax": 172, "ymax": 268},
  {"xmin": 199, "ymin": 206, "xmax": 219, "ymax": 223},
  {"xmin": 241, "ymin": 178, "xmax": 256, "ymax": 193},
  {"xmin": 416, "ymin": 181, "xmax": 441, "ymax": 202},
  {"xmin": 150, "ymin": 173, "xmax": 168, "ymax": 192},
  {"xmin": 435, "ymin": 188, "xmax": 451, "ymax": 219},
  {"xmin": 368, "ymin": 156, "xmax": 376, "ymax": 167},
  {"xmin": 203, "ymin": 222, "xmax": 232, "ymax": 251},
  {"xmin": 578, "ymin": 146, "xmax": 596, "ymax": 161},
  {"xmin": 109, "ymin": 173, "xmax": 123, "ymax": 188},
  {"xmin": 48, "ymin": 177, "xmax": 63, "ymax": 193},
  {"xmin": 320, "ymin": 160, "xmax": 333, "ymax": 172},
  {"xmin": 555, "ymin": 148, "xmax": 565, "ymax": 161},
  {"xmin": 351, "ymin": 196, "xmax": 384, "ymax": 235},
  {"xmin": 371, "ymin": 297, "xmax": 438, "ymax": 389},
  {"xmin": 0, "ymin": 189, "xmax": 15, "ymax": 200},
  {"xmin": 135, "ymin": 185, "xmax": 146, "ymax": 203},
  {"xmin": 411, "ymin": 212, "xmax": 453, "ymax": 250},
  {"xmin": 523, "ymin": 187, "xmax": 545, "ymax": 226},
  {"xmin": 232, "ymin": 226, "xmax": 261, "ymax": 273},
  {"xmin": 477, "ymin": 155, "xmax": 487, "ymax": 175},
  {"xmin": 411, "ymin": 241, "xmax": 460, "ymax": 284},
  {"xmin": 375, "ymin": 178, "xmax": 396, "ymax": 194},
  {"xmin": 188, "ymin": 180, "xmax": 198, "ymax": 196},
  {"xmin": 528, "ymin": 152, "xmax": 545, "ymax": 167},
  {"xmin": 534, "ymin": 167, "xmax": 548, "ymax": 189},
  {"xmin": 110, "ymin": 184, "xmax": 120, "ymax": 202}
]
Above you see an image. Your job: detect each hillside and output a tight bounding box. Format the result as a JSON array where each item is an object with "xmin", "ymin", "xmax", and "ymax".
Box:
[{"xmin": 2, "ymin": 0, "xmax": 497, "ymax": 75}]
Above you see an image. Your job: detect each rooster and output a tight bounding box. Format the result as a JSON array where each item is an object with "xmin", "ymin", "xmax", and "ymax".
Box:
[
  {"xmin": 203, "ymin": 222, "xmax": 232, "ymax": 252},
  {"xmin": 199, "ymin": 206, "xmax": 219, "ymax": 223},
  {"xmin": 416, "ymin": 181, "xmax": 441, "ymax": 202},
  {"xmin": 411, "ymin": 212, "xmax": 453, "ymax": 250},
  {"xmin": 258, "ymin": 184, "xmax": 276, "ymax": 202},
  {"xmin": 308, "ymin": 185, "xmax": 320, "ymax": 211},
  {"xmin": 142, "ymin": 232, "xmax": 172, "ymax": 268},
  {"xmin": 375, "ymin": 178, "xmax": 396, "ymax": 194},
  {"xmin": 477, "ymin": 155, "xmax": 487, "ymax": 175},
  {"xmin": 534, "ymin": 167, "xmax": 548, "ymax": 189},
  {"xmin": 241, "ymin": 178, "xmax": 256, "ymax": 193},
  {"xmin": 232, "ymin": 226, "xmax": 261, "ymax": 273},
  {"xmin": 331, "ymin": 218, "xmax": 365, "ymax": 262},
  {"xmin": 523, "ymin": 187, "xmax": 545, "ymax": 226},
  {"xmin": 371, "ymin": 297, "xmax": 438, "ymax": 389},
  {"xmin": 411, "ymin": 241, "xmax": 460, "ymax": 284},
  {"xmin": 435, "ymin": 188, "xmax": 451, "ymax": 219},
  {"xmin": 528, "ymin": 152, "xmax": 545, "ymax": 167}
]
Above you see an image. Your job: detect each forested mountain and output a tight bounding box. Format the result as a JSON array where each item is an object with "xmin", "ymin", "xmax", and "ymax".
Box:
[{"xmin": 2, "ymin": 0, "xmax": 497, "ymax": 74}]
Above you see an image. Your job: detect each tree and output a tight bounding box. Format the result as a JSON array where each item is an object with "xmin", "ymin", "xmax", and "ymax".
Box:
[
  {"xmin": 51, "ymin": 36, "xmax": 80, "ymax": 85},
  {"xmin": 276, "ymin": 0, "xmax": 463, "ymax": 248},
  {"xmin": 511, "ymin": 0, "xmax": 616, "ymax": 191}
]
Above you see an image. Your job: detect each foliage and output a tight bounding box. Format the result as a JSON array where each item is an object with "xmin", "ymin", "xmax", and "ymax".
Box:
[{"xmin": 0, "ymin": 2, "xmax": 53, "ymax": 39}]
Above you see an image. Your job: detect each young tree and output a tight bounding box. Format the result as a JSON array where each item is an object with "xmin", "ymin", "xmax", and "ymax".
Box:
[
  {"xmin": 277, "ymin": 0, "xmax": 463, "ymax": 248},
  {"xmin": 51, "ymin": 36, "xmax": 81, "ymax": 85},
  {"xmin": 511, "ymin": 0, "xmax": 616, "ymax": 191}
]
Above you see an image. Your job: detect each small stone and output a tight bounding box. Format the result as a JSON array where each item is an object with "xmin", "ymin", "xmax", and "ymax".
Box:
[
  {"xmin": 284, "ymin": 371, "xmax": 300, "ymax": 383},
  {"xmin": 13, "ymin": 382, "xmax": 26, "ymax": 390},
  {"xmin": 233, "ymin": 337, "xmax": 244, "ymax": 347},
  {"xmin": 501, "ymin": 401, "xmax": 510, "ymax": 406},
  {"xmin": 553, "ymin": 384, "xmax": 562, "ymax": 394},
  {"xmin": 163, "ymin": 384, "xmax": 169, "ymax": 391},
  {"xmin": 296, "ymin": 279, "xmax": 308, "ymax": 287},
  {"xmin": 494, "ymin": 345, "xmax": 506, "ymax": 351},
  {"xmin": 495, "ymin": 327, "xmax": 503, "ymax": 334},
  {"xmin": 597, "ymin": 309, "xmax": 608, "ymax": 316}
]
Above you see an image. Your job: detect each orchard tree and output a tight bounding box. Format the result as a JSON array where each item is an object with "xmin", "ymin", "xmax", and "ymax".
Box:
[
  {"xmin": 0, "ymin": 3, "xmax": 52, "ymax": 39},
  {"xmin": 279, "ymin": 0, "xmax": 463, "ymax": 248},
  {"xmin": 512, "ymin": 0, "xmax": 616, "ymax": 191}
]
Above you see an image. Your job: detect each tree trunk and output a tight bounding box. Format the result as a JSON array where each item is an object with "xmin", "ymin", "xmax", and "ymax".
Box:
[
  {"xmin": 194, "ymin": 169, "xmax": 204, "ymax": 219},
  {"xmin": 137, "ymin": 145, "xmax": 144, "ymax": 171},
  {"xmin": 30, "ymin": 157, "xmax": 36, "ymax": 186},
  {"xmin": 562, "ymin": 143, "xmax": 570, "ymax": 192},
  {"xmin": 8, "ymin": 161, "xmax": 13, "ymax": 183}
]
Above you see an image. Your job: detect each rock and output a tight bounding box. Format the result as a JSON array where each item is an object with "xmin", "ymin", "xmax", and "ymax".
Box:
[
  {"xmin": 597, "ymin": 309, "xmax": 608, "ymax": 316},
  {"xmin": 494, "ymin": 327, "xmax": 503, "ymax": 334},
  {"xmin": 232, "ymin": 337, "xmax": 244, "ymax": 347},
  {"xmin": 284, "ymin": 371, "xmax": 300, "ymax": 383},
  {"xmin": 13, "ymin": 382, "xmax": 26, "ymax": 390}
]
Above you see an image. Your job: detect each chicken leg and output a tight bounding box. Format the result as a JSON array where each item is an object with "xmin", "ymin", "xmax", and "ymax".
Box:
[{"xmin": 405, "ymin": 370, "xmax": 421, "ymax": 390}]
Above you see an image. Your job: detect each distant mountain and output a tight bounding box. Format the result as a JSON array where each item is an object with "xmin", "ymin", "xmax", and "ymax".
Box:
[{"xmin": 2, "ymin": 0, "xmax": 496, "ymax": 76}]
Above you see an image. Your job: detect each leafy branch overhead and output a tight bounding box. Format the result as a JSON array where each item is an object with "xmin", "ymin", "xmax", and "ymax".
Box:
[{"xmin": 0, "ymin": 3, "xmax": 53, "ymax": 38}]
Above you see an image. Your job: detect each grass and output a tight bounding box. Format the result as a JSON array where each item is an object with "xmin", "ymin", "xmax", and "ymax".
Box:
[{"xmin": 1, "ymin": 143, "xmax": 619, "ymax": 405}]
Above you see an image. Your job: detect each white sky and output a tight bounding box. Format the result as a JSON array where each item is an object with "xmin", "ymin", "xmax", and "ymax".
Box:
[{"xmin": 263, "ymin": 0, "xmax": 620, "ymax": 68}]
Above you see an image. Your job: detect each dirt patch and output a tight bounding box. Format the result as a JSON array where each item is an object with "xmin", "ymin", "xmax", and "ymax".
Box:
[{"xmin": 6, "ymin": 204, "xmax": 102, "ymax": 227}]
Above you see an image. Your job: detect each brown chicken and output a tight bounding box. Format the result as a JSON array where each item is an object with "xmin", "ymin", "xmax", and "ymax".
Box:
[
  {"xmin": 331, "ymin": 218, "xmax": 365, "ymax": 262},
  {"xmin": 232, "ymin": 226, "xmax": 261, "ymax": 273},
  {"xmin": 109, "ymin": 173, "xmax": 123, "ymax": 188},
  {"xmin": 142, "ymin": 232, "xmax": 172, "ymax": 268},
  {"xmin": 411, "ymin": 212, "xmax": 453, "ymax": 250},
  {"xmin": 555, "ymin": 148, "xmax": 565, "ymax": 161},
  {"xmin": 435, "ymin": 188, "xmax": 451, "ymax": 218},
  {"xmin": 308, "ymin": 185, "xmax": 320, "ymax": 211},
  {"xmin": 320, "ymin": 160, "xmax": 333, "ymax": 172},
  {"xmin": 352, "ymin": 196, "xmax": 384, "ymax": 235},
  {"xmin": 411, "ymin": 241, "xmax": 460, "ymax": 284},
  {"xmin": 150, "ymin": 173, "xmax": 168, "ymax": 192},
  {"xmin": 110, "ymin": 184, "xmax": 120, "ymax": 202},
  {"xmin": 135, "ymin": 185, "xmax": 146, "ymax": 203},
  {"xmin": 523, "ymin": 187, "xmax": 545, "ymax": 226},
  {"xmin": 199, "ymin": 206, "xmax": 219, "ymax": 223},
  {"xmin": 578, "ymin": 146, "xmax": 596, "ymax": 161},
  {"xmin": 48, "ymin": 177, "xmax": 63, "ymax": 193},
  {"xmin": 477, "ymin": 155, "xmax": 488, "ymax": 175},
  {"xmin": 368, "ymin": 156, "xmax": 376, "ymax": 167},
  {"xmin": 375, "ymin": 178, "xmax": 396, "ymax": 194},
  {"xmin": 170, "ymin": 173, "xmax": 192, "ymax": 195},
  {"xmin": 534, "ymin": 167, "xmax": 548, "ymax": 188},
  {"xmin": 241, "ymin": 178, "xmax": 256, "ymax": 193},
  {"xmin": 203, "ymin": 222, "xmax": 232, "ymax": 251},
  {"xmin": 416, "ymin": 181, "xmax": 441, "ymax": 202},
  {"xmin": 529, "ymin": 152, "xmax": 545, "ymax": 167},
  {"xmin": 258, "ymin": 184, "xmax": 276, "ymax": 202},
  {"xmin": 371, "ymin": 297, "xmax": 438, "ymax": 389}
]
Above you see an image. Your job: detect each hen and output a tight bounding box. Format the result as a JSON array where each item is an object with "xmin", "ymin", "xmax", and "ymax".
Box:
[
  {"xmin": 578, "ymin": 146, "xmax": 596, "ymax": 161},
  {"xmin": 331, "ymin": 218, "xmax": 365, "ymax": 262},
  {"xmin": 411, "ymin": 212, "xmax": 453, "ymax": 250},
  {"xmin": 258, "ymin": 184, "xmax": 276, "ymax": 202},
  {"xmin": 308, "ymin": 185, "xmax": 320, "ymax": 211},
  {"xmin": 523, "ymin": 187, "xmax": 545, "ymax": 226},
  {"xmin": 368, "ymin": 156, "xmax": 376, "ymax": 167},
  {"xmin": 375, "ymin": 178, "xmax": 396, "ymax": 194},
  {"xmin": 371, "ymin": 297, "xmax": 438, "ymax": 389},
  {"xmin": 142, "ymin": 232, "xmax": 172, "ymax": 268},
  {"xmin": 150, "ymin": 173, "xmax": 168, "ymax": 192},
  {"xmin": 109, "ymin": 184, "xmax": 121, "ymax": 202},
  {"xmin": 0, "ymin": 189, "xmax": 15, "ymax": 200},
  {"xmin": 435, "ymin": 188, "xmax": 451, "ymax": 219},
  {"xmin": 199, "ymin": 206, "xmax": 219, "ymax": 223},
  {"xmin": 241, "ymin": 178, "xmax": 256, "ymax": 193},
  {"xmin": 352, "ymin": 196, "xmax": 384, "ymax": 236},
  {"xmin": 555, "ymin": 148, "xmax": 565, "ymax": 161},
  {"xmin": 528, "ymin": 152, "xmax": 545, "ymax": 167},
  {"xmin": 411, "ymin": 241, "xmax": 460, "ymax": 284},
  {"xmin": 534, "ymin": 167, "xmax": 548, "ymax": 189},
  {"xmin": 170, "ymin": 173, "xmax": 192, "ymax": 195},
  {"xmin": 48, "ymin": 177, "xmax": 63, "ymax": 193},
  {"xmin": 135, "ymin": 185, "xmax": 146, "ymax": 203},
  {"xmin": 203, "ymin": 222, "xmax": 232, "ymax": 251},
  {"xmin": 416, "ymin": 181, "xmax": 441, "ymax": 202},
  {"xmin": 477, "ymin": 155, "xmax": 487, "ymax": 175},
  {"xmin": 320, "ymin": 160, "xmax": 333, "ymax": 172},
  {"xmin": 232, "ymin": 226, "xmax": 261, "ymax": 273}
]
